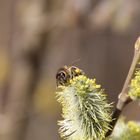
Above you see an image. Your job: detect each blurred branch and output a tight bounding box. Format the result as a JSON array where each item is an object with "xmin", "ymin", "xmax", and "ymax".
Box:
[
  {"xmin": 17, "ymin": 0, "xmax": 139, "ymax": 32},
  {"xmin": 106, "ymin": 37, "xmax": 140, "ymax": 137},
  {"xmin": 0, "ymin": 0, "xmax": 48, "ymax": 140},
  {"xmin": 88, "ymin": 0, "xmax": 119, "ymax": 30},
  {"xmin": 88, "ymin": 0, "xmax": 140, "ymax": 32}
]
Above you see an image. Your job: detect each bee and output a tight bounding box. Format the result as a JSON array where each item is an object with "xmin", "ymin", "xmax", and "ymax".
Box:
[{"xmin": 56, "ymin": 66, "xmax": 84, "ymax": 86}]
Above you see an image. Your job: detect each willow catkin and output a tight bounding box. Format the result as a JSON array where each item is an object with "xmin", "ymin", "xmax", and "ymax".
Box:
[{"xmin": 56, "ymin": 75, "xmax": 113, "ymax": 140}]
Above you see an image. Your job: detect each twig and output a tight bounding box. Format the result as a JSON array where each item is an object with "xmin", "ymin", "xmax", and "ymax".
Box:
[{"xmin": 106, "ymin": 37, "xmax": 140, "ymax": 137}]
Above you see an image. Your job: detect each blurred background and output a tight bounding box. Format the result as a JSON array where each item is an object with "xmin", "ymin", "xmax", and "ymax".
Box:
[{"xmin": 0, "ymin": 0, "xmax": 140, "ymax": 140}]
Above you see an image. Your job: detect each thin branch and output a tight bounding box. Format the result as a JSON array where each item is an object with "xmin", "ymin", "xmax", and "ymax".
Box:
[{"xmin": 106, "ymin": 36, "xmax": 140, "ymax": 137}]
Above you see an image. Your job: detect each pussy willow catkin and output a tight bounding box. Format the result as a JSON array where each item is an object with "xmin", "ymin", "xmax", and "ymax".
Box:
[
  {"xmin": 56, "ymin": 75, "xmax": 113, "ymax": 140},
  {"xmin": 109, "ymin": 118, "xmax": 140, "ymax": 140},
  {"xmin": 129, "ymin": 69, "xmax": 140, "ymax": 100}
]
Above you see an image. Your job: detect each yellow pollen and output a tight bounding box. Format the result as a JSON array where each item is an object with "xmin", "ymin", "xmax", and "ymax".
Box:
[{"xmin": 75, "ymin": 69, "xmax": 80, "ymax": 73}]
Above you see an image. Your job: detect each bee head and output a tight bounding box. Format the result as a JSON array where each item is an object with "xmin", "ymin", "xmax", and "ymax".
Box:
[{"xmin": 56, "ymin": 66, "xmax": 70, "ymax": 86}]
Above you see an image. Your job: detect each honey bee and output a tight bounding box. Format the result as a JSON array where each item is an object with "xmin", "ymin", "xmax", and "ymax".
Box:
[{"xmin": 56, "ymin": 66, "xmax": 84, "ymax": 86}]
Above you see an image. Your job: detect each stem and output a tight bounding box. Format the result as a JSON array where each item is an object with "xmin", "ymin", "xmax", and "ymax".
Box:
[{"xmin": 106, "ymin": 37, "xmax": 140, "ymax": 137}]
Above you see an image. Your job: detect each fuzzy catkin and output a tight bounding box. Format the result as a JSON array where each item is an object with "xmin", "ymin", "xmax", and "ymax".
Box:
[
  {"xmin": 109, "ymin": 118, "xmax": 140, "ymax": 140},
  {"xmin": 129, "ymin": 69, "xmax": 140, "ymax": 100},
  {"xmin": 56, "ymin": 75, "xmax": 113, "ymax": 140}
]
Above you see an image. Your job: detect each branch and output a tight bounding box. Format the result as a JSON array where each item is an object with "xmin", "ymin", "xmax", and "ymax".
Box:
[{"xmin": 106, "ymin": 36, "xmax": 140, "ymax": 137}]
